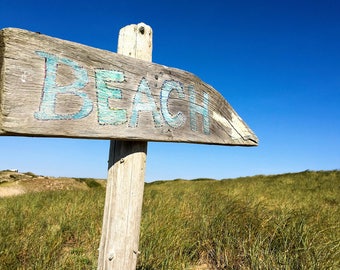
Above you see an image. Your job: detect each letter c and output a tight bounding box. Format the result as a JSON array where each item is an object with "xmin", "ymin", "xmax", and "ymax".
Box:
[{"xmin": 160, "ymin": 80, "xmax": 186, "ymax": 128}]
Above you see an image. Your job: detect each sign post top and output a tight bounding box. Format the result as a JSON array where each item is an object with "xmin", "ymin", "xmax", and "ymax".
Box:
[
  {"xmin": 0, "ymin": 27, "xmax": 258, "ymax": 146},
  {"xmin": 117, "ymin": 22, "xmax": 153, "ymax": 62}
]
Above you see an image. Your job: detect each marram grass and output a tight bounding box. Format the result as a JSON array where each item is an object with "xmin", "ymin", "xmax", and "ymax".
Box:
[{"xmin": 0, "ymin": 170, "xmax": 339, "ymax": 269}]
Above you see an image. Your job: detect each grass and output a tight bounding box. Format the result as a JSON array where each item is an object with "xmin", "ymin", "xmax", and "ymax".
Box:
[
  {"xmin": 74, "ymin": 177, "xmax": 103, "ymax": 188},
  {"xmin": 0, "ymin": 188, "xmax": 104, "ymax": 269},
  {"xmin": 0, "ymin": 170, "xmax": 339, "ymax": 269}
]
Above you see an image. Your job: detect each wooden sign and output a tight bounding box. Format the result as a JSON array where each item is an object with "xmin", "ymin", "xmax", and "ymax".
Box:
[
  {"xmin": 1, "ymin": 23, "xmax": 259, "ymax": 270},
  {"xmin": 0, "ymin": 28, "xmax": 257, "ymax": 146}
]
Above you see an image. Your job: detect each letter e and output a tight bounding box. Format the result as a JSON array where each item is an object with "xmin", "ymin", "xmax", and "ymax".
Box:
[{"xmin": 95, "ymin": 70, "xmax": 127, "ymax": 125}]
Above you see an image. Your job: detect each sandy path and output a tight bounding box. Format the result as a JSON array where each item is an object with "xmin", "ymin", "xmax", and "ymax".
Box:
[{"xmin": 0, "ymin": 185, "xmax": 26, "ymax": 197}]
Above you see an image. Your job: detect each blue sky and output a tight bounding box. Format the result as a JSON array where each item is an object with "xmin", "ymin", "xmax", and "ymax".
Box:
[{"xmin": 1, "ymin": 0, "xmax": 339, "ymax": 181}]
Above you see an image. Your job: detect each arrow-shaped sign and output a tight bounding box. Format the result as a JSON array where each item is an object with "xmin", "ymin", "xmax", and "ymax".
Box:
[{"xmin": 0, "ymin": 28, "xmax": 257, "ymax": 146}]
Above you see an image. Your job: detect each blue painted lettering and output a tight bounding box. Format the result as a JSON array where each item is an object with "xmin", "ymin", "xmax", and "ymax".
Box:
[
  {"xmin": 189, "ymin": 85, "xmax": 210, "ymax": 134},
  {"xmin": 95, "ymin": 70, "xmax": 127, "ymax": 125},
  {"xmin": 129, "ymin": 78, "xmax": 162, "ymax": 128},
  {"xmin": 34, "ymin": 51, "xmax": 92, "ymax": 120},
  {"xmin": 34, "ymin": 52, "xmax": 211, "ymax": 135},
  {"xmin": 160, "ymin": 80, "xmax": 186, "ymax": 128}
]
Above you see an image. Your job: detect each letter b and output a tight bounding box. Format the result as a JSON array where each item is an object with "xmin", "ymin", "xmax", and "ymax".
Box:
[{"xmin": 34, "ymin": 51, "xmax": 93, "ymax": 120}]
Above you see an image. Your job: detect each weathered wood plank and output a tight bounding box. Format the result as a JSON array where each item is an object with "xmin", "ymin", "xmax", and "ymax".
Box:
[
  {"xmin": 97, "ymin": 23, "xmax": 149, "ymax": 270},
  {"xmin": 98, "ymin": 140, "xmax": 147, "ymax": 270},
  {"xmin": 0, "ymin": 27, "xmax": 258, "ymax": 146}
]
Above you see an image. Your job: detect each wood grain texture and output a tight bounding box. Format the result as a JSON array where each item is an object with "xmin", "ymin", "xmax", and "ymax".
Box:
[
  {"xmin": 0, "ymin": 27, "xmax": 258, "ymax": 146},
  {"xmin": 97, "ymin": 23, "xmax": 149, "ymax": 270},
  {"xmin": 98, "ymin": 140, "xmax": 147, "ymax": 270}
]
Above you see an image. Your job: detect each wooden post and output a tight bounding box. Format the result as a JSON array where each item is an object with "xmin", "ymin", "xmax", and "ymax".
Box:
[{"xmin": 97, "ymin": 23, "xmax": 152, "ymax": 270}]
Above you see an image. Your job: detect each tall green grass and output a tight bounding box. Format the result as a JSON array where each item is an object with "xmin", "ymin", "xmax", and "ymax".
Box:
[
  {"xmin": 1, "ymin": 170, "xmax": 339, "ymax": 269},
  {"xmin": 138, "ymin": 170, "xmax": 339, "ymax": 269},
  {"xmin": 0, "ymin": 188, "xmax": 104, "ymax": 269}
]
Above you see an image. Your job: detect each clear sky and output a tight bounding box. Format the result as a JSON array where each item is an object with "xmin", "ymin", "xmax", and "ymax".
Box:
[{"xmin": 1, "ymin": 0, "xmax": 339, "ymax": 181}]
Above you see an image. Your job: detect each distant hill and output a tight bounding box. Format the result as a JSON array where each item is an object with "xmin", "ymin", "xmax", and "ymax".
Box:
[{"xmin": 0, "ymin": 170, "xmax": 105, "ymax": 197}]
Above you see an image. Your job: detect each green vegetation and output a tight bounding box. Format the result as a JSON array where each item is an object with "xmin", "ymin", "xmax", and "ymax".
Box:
[
  {"xmin": 23, "ymin": 171, "xmax": 38, "ymax": 177},
  {"xmin": 0, "ymin": 170, "xmax": 339, "ymax": 269},
  {"xmin": 74, "ymin": 177, "xmax": 103, "ymax": 189},
  {"xmin": 0, "ymin": 189, "xmax": 104, "ymax": 269}
]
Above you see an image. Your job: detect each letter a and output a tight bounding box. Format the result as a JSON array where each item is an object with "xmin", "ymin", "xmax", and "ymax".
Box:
[
  {"xmin": 34, "ymin": 51, "xmax": 93, "ymax": 120},
  {"xmin": 129, "ymin": 78, "xmax": 162, "ymax": 128}
]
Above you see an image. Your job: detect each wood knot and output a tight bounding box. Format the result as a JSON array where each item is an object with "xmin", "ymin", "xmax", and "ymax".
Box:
[{"xmin": 139, "ymin": 26, "xmax": 145, "ymax": 35}]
